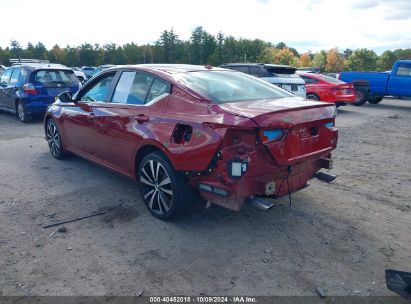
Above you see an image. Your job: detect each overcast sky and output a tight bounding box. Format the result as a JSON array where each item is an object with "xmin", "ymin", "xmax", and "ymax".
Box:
[{"xmin": 1, "ymin": 0, "xmax": 410, "ymax": 54}]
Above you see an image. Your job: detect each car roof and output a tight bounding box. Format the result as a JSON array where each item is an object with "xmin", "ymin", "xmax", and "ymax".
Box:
[
  {"xmin": 221, "ymin": 63, "xmax": 293, "ymax": 69},
  {"xmin": 11, "ymin": 63, "xmax": 72, "ymax": 70},
  {"xmin": 114, "ymin": 64, "xmax": 226, "ymax": 74}
]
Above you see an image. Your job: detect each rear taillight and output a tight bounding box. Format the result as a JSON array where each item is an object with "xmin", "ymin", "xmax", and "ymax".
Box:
[{"xmin": 23, "ymin": 83, "xmax": 38, "ymax": 95}]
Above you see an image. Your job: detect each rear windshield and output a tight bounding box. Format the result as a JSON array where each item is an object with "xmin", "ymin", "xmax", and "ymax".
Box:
[
  {"xmin": 264, "ymin": 65, "xmax": 297, "ymax": 76},
  {"xmin": 316, "ymin": 74, "xmax": 345, "ymax": 84},
  {"xmin": 174, "ymin": 70, "xmax": 293, "ymax": 104},
  {"xmin": 33, "ymin": 69, "xmax": 79, "ymax": 87}
]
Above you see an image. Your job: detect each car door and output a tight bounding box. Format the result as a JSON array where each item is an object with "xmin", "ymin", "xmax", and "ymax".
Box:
[
  {"xmin": 387, "ymin": 63, "xmax": 411, "ymax": 97},
  {"xmin": 93, "ymin": 70, "xmax": 170, "ymax": 176},
  {"xmin": 61, "ymin": 71, "xmax": 117, "ymax": 162},
  {"xmin": 0, "ymin": 68, "xmax": 13, "ymax": 110}
]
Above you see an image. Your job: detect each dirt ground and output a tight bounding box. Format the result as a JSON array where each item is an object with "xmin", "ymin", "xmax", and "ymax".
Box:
[{"xmin": 0, "ymin": 98, "xmax": 410, "ymax": 297}]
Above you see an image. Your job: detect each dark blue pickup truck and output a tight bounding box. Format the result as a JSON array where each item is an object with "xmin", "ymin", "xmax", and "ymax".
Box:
[{"xmin": 339, "ymin": 60, "xmax": 411, "ymax": 106}]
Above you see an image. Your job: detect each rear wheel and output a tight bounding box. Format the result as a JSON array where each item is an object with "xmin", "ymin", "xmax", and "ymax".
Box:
[
  {"xmin": 16, "ymin": 101, "xmax": 32, "ymax": 123},
  {"xmin": 306, "ymin": 93, "xmax": 320, "ymax": 101},
  {"xmin": 138, "ymin": 152, "xmax": 195, "ymax": 220},
  {"xmin": 368, "ymin": 96, "xmax": 383, "ymax": 104},
  {"xmin": 45, "ymin": 118, "xmax": 69, "ymax": 159},
  {"xmin": 352, "ymin": 89, "xmax": 367, "ymax": 106}
]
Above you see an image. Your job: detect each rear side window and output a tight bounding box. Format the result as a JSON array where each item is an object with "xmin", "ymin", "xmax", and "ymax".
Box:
[
  {"xmin": 33, "ymin": 69, "xmax": 79, "ymax": 87},
  {"xmin": 1, "ymin": 68, "xmax": 12, "ymax": 85},
  {"xmin": 300, "ymin": 75, "xmax": 319, "ymax": 84},
  {"xmin": 226, "ymin": 66, "xmax": 249, "ymax": 74},
  {"xmin": 146, "ymin": 78, "xmax": 171, "ymax": 103},
  {"xmin": 10, "ymin": 68, "xmax": 21, "ymax": 85},
  {"xmin": 249, "ymin": 66, "xmax": 262, "ymax": 77},
  {"xmin": 396, "ymin": 64, "xmax": 411, "ymax": 76}
]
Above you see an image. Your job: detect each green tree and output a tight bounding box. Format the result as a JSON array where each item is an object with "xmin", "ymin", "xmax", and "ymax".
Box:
[
  {"xmin": 63, "ymin": 45, "xmax": 80, "ymax": 66},
  {"xmin": 78, "ymin": 43, "xmax": 97, "ymax": 66},
  {"xmin": 312, "ymin": 52, "xmax": 326, "ymax": 70},
  {"xmin": 156, "ymin": 28, "xmax": 179, "ymax": 63},
  {"xmin": 348, "ymin": 48, "xmax": 378, "ymax": 71},
  {"xmin": 10, "ymin": 40, "xmax": 22, "ymax": 58},
  {"xmin": 33, "ymin": 42, "xmax": 47, "ymax": 60},
  {"xmin": 378, "ymin": 50, "xmax": 398, "ymax": 71}
]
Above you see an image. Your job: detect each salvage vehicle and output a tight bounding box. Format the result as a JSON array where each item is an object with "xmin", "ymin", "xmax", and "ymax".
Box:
[
  {"xmin": 0, "ymin": 59, "xmax": 80, "ymax": 122},
  {"xmin": 44, "ymin": 64, "xmax": 337, "ymax": 220},
  {"xmin": 339, "ymin": 60, "xmax": 411, "ymax": 105},
  {"xmin": 298, "ymin": 72, "xmax": 356, "ymax": 107},
  {"xmin": 220, "ymin": 63, "xmax": 306, "ymax": 98}
]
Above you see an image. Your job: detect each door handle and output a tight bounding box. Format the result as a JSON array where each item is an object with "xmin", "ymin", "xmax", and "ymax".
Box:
[
  {"xmin": 135, "ymin": 114, "xmax": 149, "ymax": 123},
  {"xmin": 88, "ymin": 113, "xmax": 96, "ymax": 121}
]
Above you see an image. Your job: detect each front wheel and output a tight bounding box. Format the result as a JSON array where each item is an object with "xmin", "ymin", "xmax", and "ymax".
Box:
[
  {"xmin": 16, "ymin": 101, "xmax": 32, "ymax": 123},
  {"xmin": 45, "ymin": 119, "xmax": 69, "ymax": 159},
  {"xmin": 138, "ymin": 152, "xmax": 195, "ymax": 220}
]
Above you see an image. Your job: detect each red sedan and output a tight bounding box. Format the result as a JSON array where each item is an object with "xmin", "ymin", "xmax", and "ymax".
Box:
[
  {"xmin": 45, "ymin": 65, "xmax": 338, "ymax": 220},
  {"xmin": 298, "ymin": 72, "xmax": 356, "ymax": 107}
]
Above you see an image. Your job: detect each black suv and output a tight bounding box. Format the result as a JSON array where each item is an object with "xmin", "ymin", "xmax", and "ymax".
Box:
[{"xmin": 0, "ymin": 60, "xmax": 80, "ymax": 122}]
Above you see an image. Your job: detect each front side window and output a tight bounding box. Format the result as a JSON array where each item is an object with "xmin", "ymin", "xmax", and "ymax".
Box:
[
  {"xmin": 396, "ymin": 64, "xmax": 411, "ymax": 76},
  {"xmin": 112, "ymin": 71, "xmax": 155, "ymax": 105},
  {"xmin": 80, "ymin": 73, "xmax": 115, "ymax": 102},
  {"xmin": 174, "ymin": 70, "xmax": 292, "ymax": 104},
  {"xmin": 1, "ymin": 68, "xmax": 13, "ymax": 85}
]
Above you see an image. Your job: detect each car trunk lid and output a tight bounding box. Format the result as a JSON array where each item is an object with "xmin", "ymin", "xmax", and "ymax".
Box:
[{"xmin": 219, "ymin": 97, "xmax": 338, "ymax": 165}]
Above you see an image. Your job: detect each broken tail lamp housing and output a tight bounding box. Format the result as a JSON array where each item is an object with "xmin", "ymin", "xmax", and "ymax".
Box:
[
  {"xmin": 324, "ymin": 122, "xmax": 335, "ymax": 128},
  {"xmin": 198, "ymin": 183, "xmax": 228, "ymax": 196},
  {"xmin": 228, "ymin": 159, "xmax": 248, "ymax": 178},
  {"xmin": 261, "ymin": 129, "xmax": 283, "ymax": 143}
]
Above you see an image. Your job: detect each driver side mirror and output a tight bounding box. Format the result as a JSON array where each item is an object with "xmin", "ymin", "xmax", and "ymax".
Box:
[{"xmin": 57, "ymin": 91, "xmax": 73, "ymax": 103}]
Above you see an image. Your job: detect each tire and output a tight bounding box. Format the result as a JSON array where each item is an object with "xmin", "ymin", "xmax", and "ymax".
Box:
[
  {"xmin": 352, "ymin": 89, "xmax": 367, "ymax": 106},
  {"xmin": 368, "ymin": 97, "xmax": 383, "ymax": 104},
  {"xmin": 138, "ymin": 151, "xmax": 195, "ymax": 220},
  {"xmin": 45, "ymin": 118, "xmax": 69, "ymax": 159},
  {"xmin": 16, "ymin": 100, "xmax": 33, "ymax": 123},
  {"xmin": 306, "ymin": 93, "xmax": 320, "ymax": 101}
]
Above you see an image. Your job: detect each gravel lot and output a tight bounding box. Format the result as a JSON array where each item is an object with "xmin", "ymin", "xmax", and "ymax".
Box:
[{"xmin": 0, "ymin": 99, "xmax": 410, "ymax": 297}]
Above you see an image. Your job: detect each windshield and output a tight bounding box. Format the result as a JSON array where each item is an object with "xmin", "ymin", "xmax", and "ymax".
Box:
[
  {"xmin": 33, "ymin": 69, "xmax": 79, "ymax": 87},
  {"xmin": 174, "ymin": 70, "xmax": 293, "ymax": 104}
]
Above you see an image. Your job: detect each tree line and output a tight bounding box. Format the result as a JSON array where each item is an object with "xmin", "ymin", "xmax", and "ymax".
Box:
[{"xmin": 1, "ymin": 26, "xmax": 410, "ymax": 72}]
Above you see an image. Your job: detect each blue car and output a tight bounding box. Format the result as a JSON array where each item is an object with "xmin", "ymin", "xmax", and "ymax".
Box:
[{"xmin": 0, "ymin": 62, "xmax": 80, "ymax": 122}]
